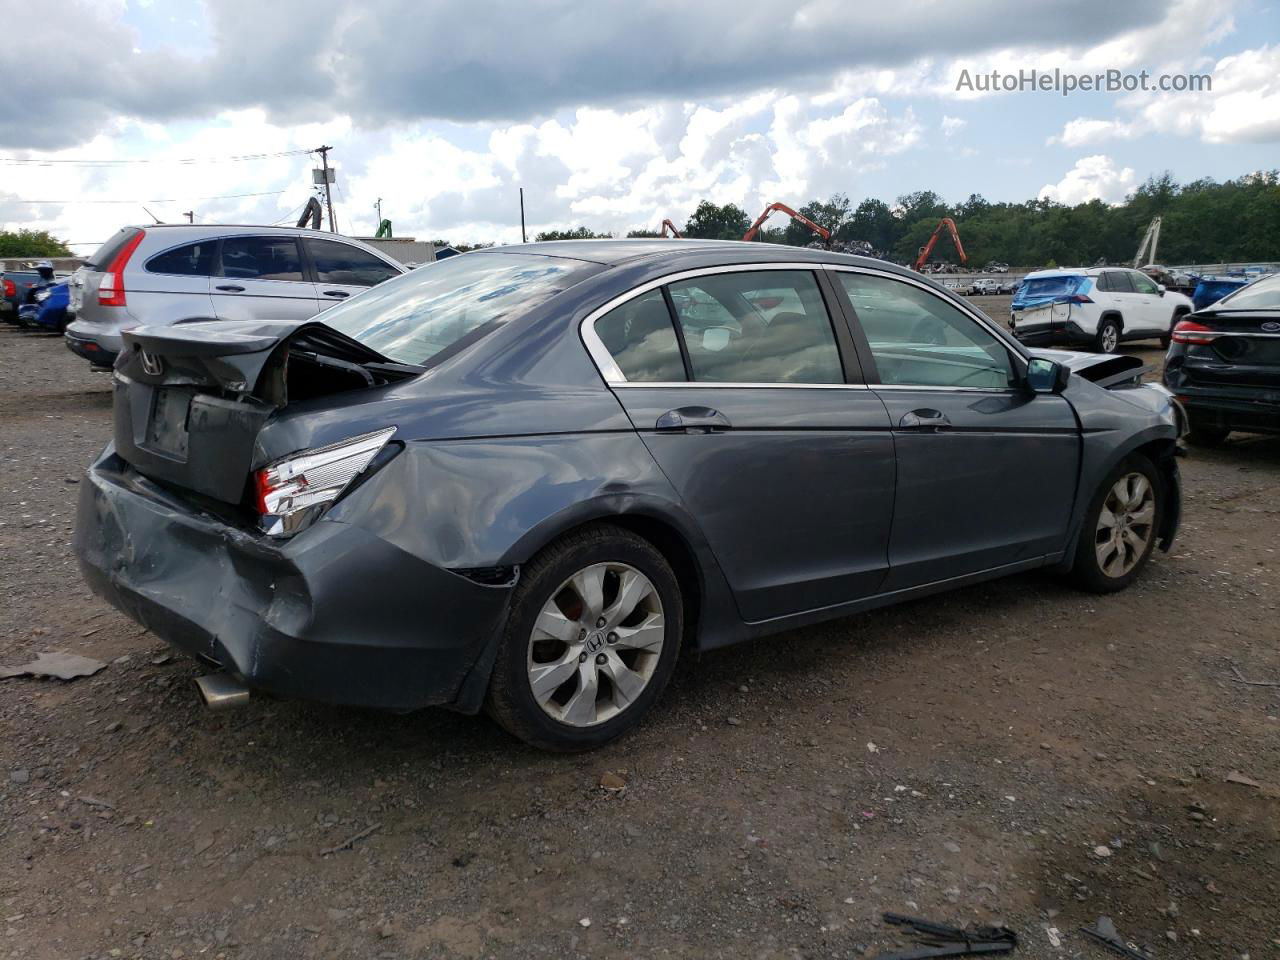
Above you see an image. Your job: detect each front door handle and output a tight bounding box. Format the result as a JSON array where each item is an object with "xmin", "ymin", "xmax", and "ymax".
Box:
[
  {"xmin": 322, "ymin": 290, "xmax": 351, "ymax": 298},
  {"xmin": 655, "ymin": 406, "xmax": 732, "ymax": 433},
  {"xmin": 899, "ymin": 409, "xmax": 952, "ymax": 431},
  {"xmin": 215, "ymin": 284, "xmax": 245, "ymax": 293}
]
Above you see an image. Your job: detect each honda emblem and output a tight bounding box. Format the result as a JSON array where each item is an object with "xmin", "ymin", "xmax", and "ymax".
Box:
[{"xmin": 140, "ymin": 351, "xmax": 163, "ymax": 376}]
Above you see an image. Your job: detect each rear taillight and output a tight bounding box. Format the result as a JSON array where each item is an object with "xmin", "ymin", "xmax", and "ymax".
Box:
[
  {"xmin": 2, "ymin": 278, "xmax": 14, "ymax": 297},
  {"xmin": 254, "ymin": 428, "xmax": 396, "ymax": 537},
  {"xmin": 1171, "ymin": 319, "xmax": 1215, "ymax": 345},
  {"xmin": 97, "ymin": 230, "xmax": 146, "ymax": 307},
  {"xmin": 1065, "ymin": 294, "xmax": 1093, "ymax": 304}
]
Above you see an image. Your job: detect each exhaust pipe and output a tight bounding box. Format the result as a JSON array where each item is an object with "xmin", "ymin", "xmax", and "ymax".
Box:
[{"xmin": 195, "ymin": 673, "xmax": 250, "ymax": 711}]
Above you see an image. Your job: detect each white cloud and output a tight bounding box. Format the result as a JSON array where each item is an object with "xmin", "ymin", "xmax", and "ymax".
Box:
[
  {"xmin": 1047, "ymin": 118, "xmax": 1136, "ymax": 147},
  {"xmin": 941, "ymin": 116, "xmax": 966, "ymax": 137},
  {"xmin": 1038, "ymin": 155, "xmax": 1137, "ymax": 205}
]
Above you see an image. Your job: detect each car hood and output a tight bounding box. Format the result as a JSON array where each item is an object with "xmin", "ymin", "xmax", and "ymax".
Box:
[{"xmin": 1028, "ymin": 348, "xmax": 1149, "ymax": 384}]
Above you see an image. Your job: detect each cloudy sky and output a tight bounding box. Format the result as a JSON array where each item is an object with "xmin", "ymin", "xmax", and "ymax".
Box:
[{"xmin": 1, "ymin": 0, "xmax": 1277, "ymax": 253}]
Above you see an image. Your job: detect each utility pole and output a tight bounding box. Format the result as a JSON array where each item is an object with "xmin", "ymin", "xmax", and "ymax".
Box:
[
  {"xmin": 519, "ymin": 187, "xmax": 527, "ymax": 243},
  {"xmin": 317, "ymin": 145, "xmax": 336, "ymax": 232},
  {"xmin": 183, "ymin": 210, "xmax": 194, "ymax": 223},
  {"xmin": 375, "ymin": 197, "xmax": 382, "ymax": 226}
]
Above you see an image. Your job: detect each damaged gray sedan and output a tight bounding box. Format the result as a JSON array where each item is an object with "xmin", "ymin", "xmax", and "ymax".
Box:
[{"xmin": 76, "ymin": 241, "xmax": 1184, "ymax": 751}]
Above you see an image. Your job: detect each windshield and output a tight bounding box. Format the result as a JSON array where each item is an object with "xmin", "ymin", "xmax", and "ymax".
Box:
[
  {"xmin": 1213, "ymin": 273, "xmax": 1280, "ymax": 310},
  {"xmin": 319, "ymin": 252, "xmax": 596, "ymax": 365}
]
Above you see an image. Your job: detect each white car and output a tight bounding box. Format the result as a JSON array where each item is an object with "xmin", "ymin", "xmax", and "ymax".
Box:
[
  {"xmin": 1009, "ymin": 267, "xmax": 1193, "ymax": 353},
  {"xmin": 970, "ymin": 278, "xmax": 1001, "ymax": 295}
]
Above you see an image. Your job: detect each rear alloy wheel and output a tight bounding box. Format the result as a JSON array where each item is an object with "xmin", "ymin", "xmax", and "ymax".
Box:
[
  {"xmin": 1094, "ymin": 318, "xmax": 1120, "ymax": 354},
  {"xmin": 1071, "ymin": 456, "xmax": 1162, "ymax": 593},
  {"xmin": 487, "ymin": 525, "xmax": 682, "ymax": 751}
]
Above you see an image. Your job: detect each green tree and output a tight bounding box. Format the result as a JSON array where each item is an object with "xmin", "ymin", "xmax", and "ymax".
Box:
[
  {"xmin": 534, "ymin": 226, "xmax": 612, "ymax": 241},
  {"xmin": 0, "ymin": 229, "xmax": 72, "ymax": 257},
  {"xmin": 682, "ymin": 201, "xmax": 750, "ymax": 240}
]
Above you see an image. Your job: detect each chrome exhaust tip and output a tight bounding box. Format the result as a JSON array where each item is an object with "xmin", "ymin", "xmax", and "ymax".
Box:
[{"xmin": 195, "ymin": 673, "xmax": 250, "ymax": 711}]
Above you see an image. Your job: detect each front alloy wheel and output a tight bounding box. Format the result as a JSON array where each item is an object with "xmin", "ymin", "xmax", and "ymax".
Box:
[{"xmin": 1094, "ymin": 473, "xmax": 1156, "ymax": 578}]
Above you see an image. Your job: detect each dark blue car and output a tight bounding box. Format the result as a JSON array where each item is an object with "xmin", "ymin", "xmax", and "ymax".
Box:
[
  {"xmin": 75, "ymin": 241, "xmax": 1185, "ymax": 750},
  {"xmin": 18, "ymin": 280, "xmax": 71, "ymax": 331}
]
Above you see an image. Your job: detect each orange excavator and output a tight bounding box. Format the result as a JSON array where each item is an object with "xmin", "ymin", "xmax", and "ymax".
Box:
[
  {"xmin": 660, "ymin": 219, "xmax": 682, "ymax": 238},
  {"xmin": 742, "ymin": 202, "xmax": 831, "ymax": 247},
  {"xmin": 914, "ymin": 218, "xmax": 966, "ymax": 272}
]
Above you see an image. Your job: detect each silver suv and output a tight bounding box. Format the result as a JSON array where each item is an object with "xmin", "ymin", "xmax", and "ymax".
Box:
[{"xmin": 65, "ymin": 224, "xmax": 406, "ymax": 367}]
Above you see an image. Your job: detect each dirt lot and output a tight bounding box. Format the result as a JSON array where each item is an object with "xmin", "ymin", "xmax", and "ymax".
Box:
[{"xmin": 2, "ymin": 298, "xmax": 1278, "ymax": 960}]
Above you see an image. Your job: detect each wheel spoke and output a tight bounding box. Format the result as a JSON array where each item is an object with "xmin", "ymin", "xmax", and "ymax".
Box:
[
  {"xmin": 1126, "ymin": 475, "xmax": 1150, "ymax": 509},
  {"xmin": 601, "ymin": 651, "xmax": 646, "ymax": 706},
  {"xmin": 1098, "ymin": 504, "xmax": 1119, "ymax": 530},
  {"xmin": 534, "ymin": 608, "xmax": 579, "ymax": 645},
  {"xmin": 612, "ymin": 612, "xmax": 664, "ymax": 652},
  {"xmin": 604, "ymin": 569, "xmax": 651, "ymax": 627},
  {"xmin": 1122, "ymin": 527, "xmax": 1147, "ymax": 553},
  {"xmin": 529, "ymin": 651, "xmax": 580, "ymax": 704},
  {"xmin": 560, "ymin": 662, "xmax": 599, "ymax": 726},
  {"xmin": 1129, "ymin": 502, "xmax": 1155, "ymax": 528},
  {"xmin": 1096, "ymin": 538, "xmax": 1119, "ymax": 573},
  {"xmin": 572, "ymin": 566, "xmax": 606, "ymax": 621}
]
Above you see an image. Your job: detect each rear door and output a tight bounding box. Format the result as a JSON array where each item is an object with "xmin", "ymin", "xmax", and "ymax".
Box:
[
  {"xmin": 210, "ymin": 235, "xmax": 321, "ymax": 321},
  {"xmin": 585, "ymin": 266, "xmax": 896, "ymax": 622},
  {"xmin": 831, "ymin": 267, "xmax": 1079, "ymax": 591},
  {"xmin": 131, "ymin": 238, "xmax": 218, "ymax": 321},
  {"xmin": 302, "ymin": 237, "xmax": 403, "ymax": 311},
  {"xmin": 1128, "ymin": 270, "xmax": 1167, "ymax": 333}
]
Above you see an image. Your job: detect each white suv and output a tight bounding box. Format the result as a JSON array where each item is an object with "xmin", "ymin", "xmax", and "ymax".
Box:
[
  {"xmin": 65, "ymin": 224, "xmax": 406, "ymax": 368},
  {"xmin": 1009, "ymin": 267, "xmax": 1193, "ymax": 353}
]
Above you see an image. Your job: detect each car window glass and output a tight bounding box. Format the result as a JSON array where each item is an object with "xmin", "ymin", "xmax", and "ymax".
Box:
[
  {"xmin": 218, "ymin": 236, "xmax": 305, "ymax": 282},
  {"xmin": 1131, "ymin": 272, "xmax": 1159, "ymax": 294},
  {"xmin": 305, "ymin": 239, "xmax": 400, "ymax": 287},
  {"xmin": 85, "ymin": 228, "xmax": 142, "ymax": 270},
  {"xmin": 595, "ymin": 290, "xmax": 686, "ymax": 382},
  {"xmin": 145, "ymin": 242, "xmax": 216, "ymax": 277},
  {"xmin": 1217, "ymin": 273, "xmax": 1280, "ymax": 309},
  {"xmin": 1095, "ymin": 273, "xmax": 1112, "ymax": 293},
  {"xmin": 838, "ymin": 272, "xmax": 1014, "ymax": 389},
  {"xmin": 1107, "ymin": 271, "xmax": 1135, "ymax": 293},
  {"xmin": 667, "ymin": 271, "xmax": 842, "ymax": 383}
]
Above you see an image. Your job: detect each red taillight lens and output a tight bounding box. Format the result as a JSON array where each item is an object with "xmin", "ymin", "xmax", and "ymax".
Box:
[
  {"xmin": 2, "ymin": 278, "xmax": 14, "ymax": 297},
  {"xmin": 1171, "ymin": 319, "xmax": 1214, "ymax": 345},
  {"xmin": 1066, "ymin": 294, "xmax": 1093, "ymax": 304},
  {"xmin": 97, "ymin": 230, "xmax": 146, "ymax": 307}
]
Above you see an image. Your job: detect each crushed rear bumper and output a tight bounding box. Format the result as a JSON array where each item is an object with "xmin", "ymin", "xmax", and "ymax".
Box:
[{"xmin": 75, "ymin": 448, "xmax": 514, "ymax": 712}]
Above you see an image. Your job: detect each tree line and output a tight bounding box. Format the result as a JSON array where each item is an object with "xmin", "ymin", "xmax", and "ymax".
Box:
[{"xmin": 536, "ymin": 170, "xmax": 1280, "ymax": 267}]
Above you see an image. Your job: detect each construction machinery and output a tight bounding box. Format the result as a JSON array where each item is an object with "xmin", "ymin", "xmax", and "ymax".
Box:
[
  {"xmin": 660, "ymin": 219, "xmax": 682, "ymax": 238},
  {"xmin": 1132, "ymin": 216, "xmax": 1162, "ymax": 268},
  {"xmin": 742, "ymin": 202, "xmax": 830, "ymax": 246},
  {"xmin": 296, "ymin": 197, "xmax": 324, "ymax": 230},
  {"xmin": 913, "ymin": 217, "xmax": 966, "ymax": 272},
  {"xmin": 374, "ymin": 219, "xmax": 394, "ymax": 239}
]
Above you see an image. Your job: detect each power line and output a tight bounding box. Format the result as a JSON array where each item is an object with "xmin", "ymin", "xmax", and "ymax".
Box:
[
  {"xmin": 3, "ymin": 189, "xmax": 288, "ymax": 204},
  {"xmin": 0, "ymin": 149, "xmax": 315, "ymax": 167}
]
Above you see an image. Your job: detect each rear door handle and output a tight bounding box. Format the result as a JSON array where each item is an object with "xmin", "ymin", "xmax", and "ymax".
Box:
[
  {"xmin": 655, "ymin": 406, "xmax": 732, "ymax": 433},
  {"xmin": 322, "ymin": 290, "xmax": 351, "ymax": 298},
  {"xmin": 215, "ymin": 284, "xmax": 245, "ymax": 293},
  {"xmin": 899, "ymin": 409, "xmax": 951, "ymax": 431}
]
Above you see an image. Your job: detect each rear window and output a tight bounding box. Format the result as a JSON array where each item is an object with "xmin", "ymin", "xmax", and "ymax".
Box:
[
  {"xmin": 1020, "ymin": 275, "xmax": 1087, "ymax": 298},
  {"xmin": 1215, "ymin": 274, "xmax": 1280, "ymax": 310},
  {"xmin": 319, "ymin": 252, "xmax": 597, "ymax": 366},
  {"xmin": 146, "ymin": 241, "xmax": 216, "ymax": 277},
  {"xmin": 85, "ymin": 227, "xmax": 143, "ymax": 270}
]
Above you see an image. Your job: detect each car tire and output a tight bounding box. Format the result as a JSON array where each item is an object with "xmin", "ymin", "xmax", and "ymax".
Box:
[
  {"xmin": 486, "ymin": 523, "xmax": 683, "ymax": 752},
  {"xmin": 1186, "ymin": 418, "xmax": 1229, "ymax": 446},
  {"xmin": 1094, "ymin": 317, "xmax": 1121, "ymax": 354},
  {"xmin": 1070, "ymin": 454, "xmax": 1163, "ymax": 594}
]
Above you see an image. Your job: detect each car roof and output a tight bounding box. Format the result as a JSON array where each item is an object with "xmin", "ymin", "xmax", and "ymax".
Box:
[
  {"xmin": 482, "ymin": 238, "xmax": 918, "ymax": 275},
  {"xmin": 1023, "ymin": 266, "xmax": 1128, "ymax": 278}
]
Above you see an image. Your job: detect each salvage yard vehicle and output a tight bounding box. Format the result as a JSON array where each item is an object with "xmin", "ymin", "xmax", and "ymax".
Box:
[
  {"xmin": 970, "ymin": 278, "xmax": 1001, "ymax": 295},
  {"xmin": 75, "ymin": 240, "xmax": 1184, "ymax": 751},
  {"xmin": 1164, "ymin": 272, "xmax": 1280, "ymax": 444},
  {"xmin": 64, "ymin": 224, "xmax": 406, "ymax": 368},
  {"xmin": 1010, "ymin": 266, "xmax": 1193, "ymax": 353}
]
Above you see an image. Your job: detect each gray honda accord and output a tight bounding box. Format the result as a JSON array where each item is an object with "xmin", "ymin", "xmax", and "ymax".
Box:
[{"xmin": 76, "ymin": 240, "xmax": 1183, "ymax": 750}]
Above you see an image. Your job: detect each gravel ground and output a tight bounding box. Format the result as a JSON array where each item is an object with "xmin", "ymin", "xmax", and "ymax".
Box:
[{"xmin": 1, "ymin": 299, "xmax": 1278, "ymax": 960}]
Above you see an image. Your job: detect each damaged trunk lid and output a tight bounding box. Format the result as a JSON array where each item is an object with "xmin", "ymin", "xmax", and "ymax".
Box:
[{"xmin": 113, "ymin": 320, "xmax": 418, "ymax": 504}]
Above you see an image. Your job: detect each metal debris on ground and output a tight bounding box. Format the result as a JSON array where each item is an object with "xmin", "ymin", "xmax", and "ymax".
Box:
[
  {"xmin": 0, "ymin": 652, "xmax": 108, "ymax": 681},
  {"xmin": 1080, "ymin": 916, "xmax": 1152, "ymax": 959},
  {"xmin": 318, "ymin": 822, "xmax": 382, "ymax": 856},
  {"xmin": 1226, "ymin": 665, "xmax": 1280, "ymax": 688},
  {"xmin": 873, "ymin": 912, "xmax": 1017, "ymax": 958}
]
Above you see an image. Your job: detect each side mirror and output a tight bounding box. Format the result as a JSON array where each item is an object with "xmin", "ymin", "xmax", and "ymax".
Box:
[
  {"xmin": 1025, "ymin": 357, "xmax": 1069, "ymax": 394},
  {"xmin": 1157, "ymin": 284, "xmax": 1166, "ymax": 296}
]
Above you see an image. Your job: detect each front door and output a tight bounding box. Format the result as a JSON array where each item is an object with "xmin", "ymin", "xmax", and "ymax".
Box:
[
  {"xmin": 210, "ymin": 235, "xmax": 321, "ymax": 322},
  {"xmin": 586, "ymin": 268, "xmax": 896, "ymax": 622},
  {"xmin": 831, "ymin": 268, "xmax": 1080, "ymax": 591}
]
